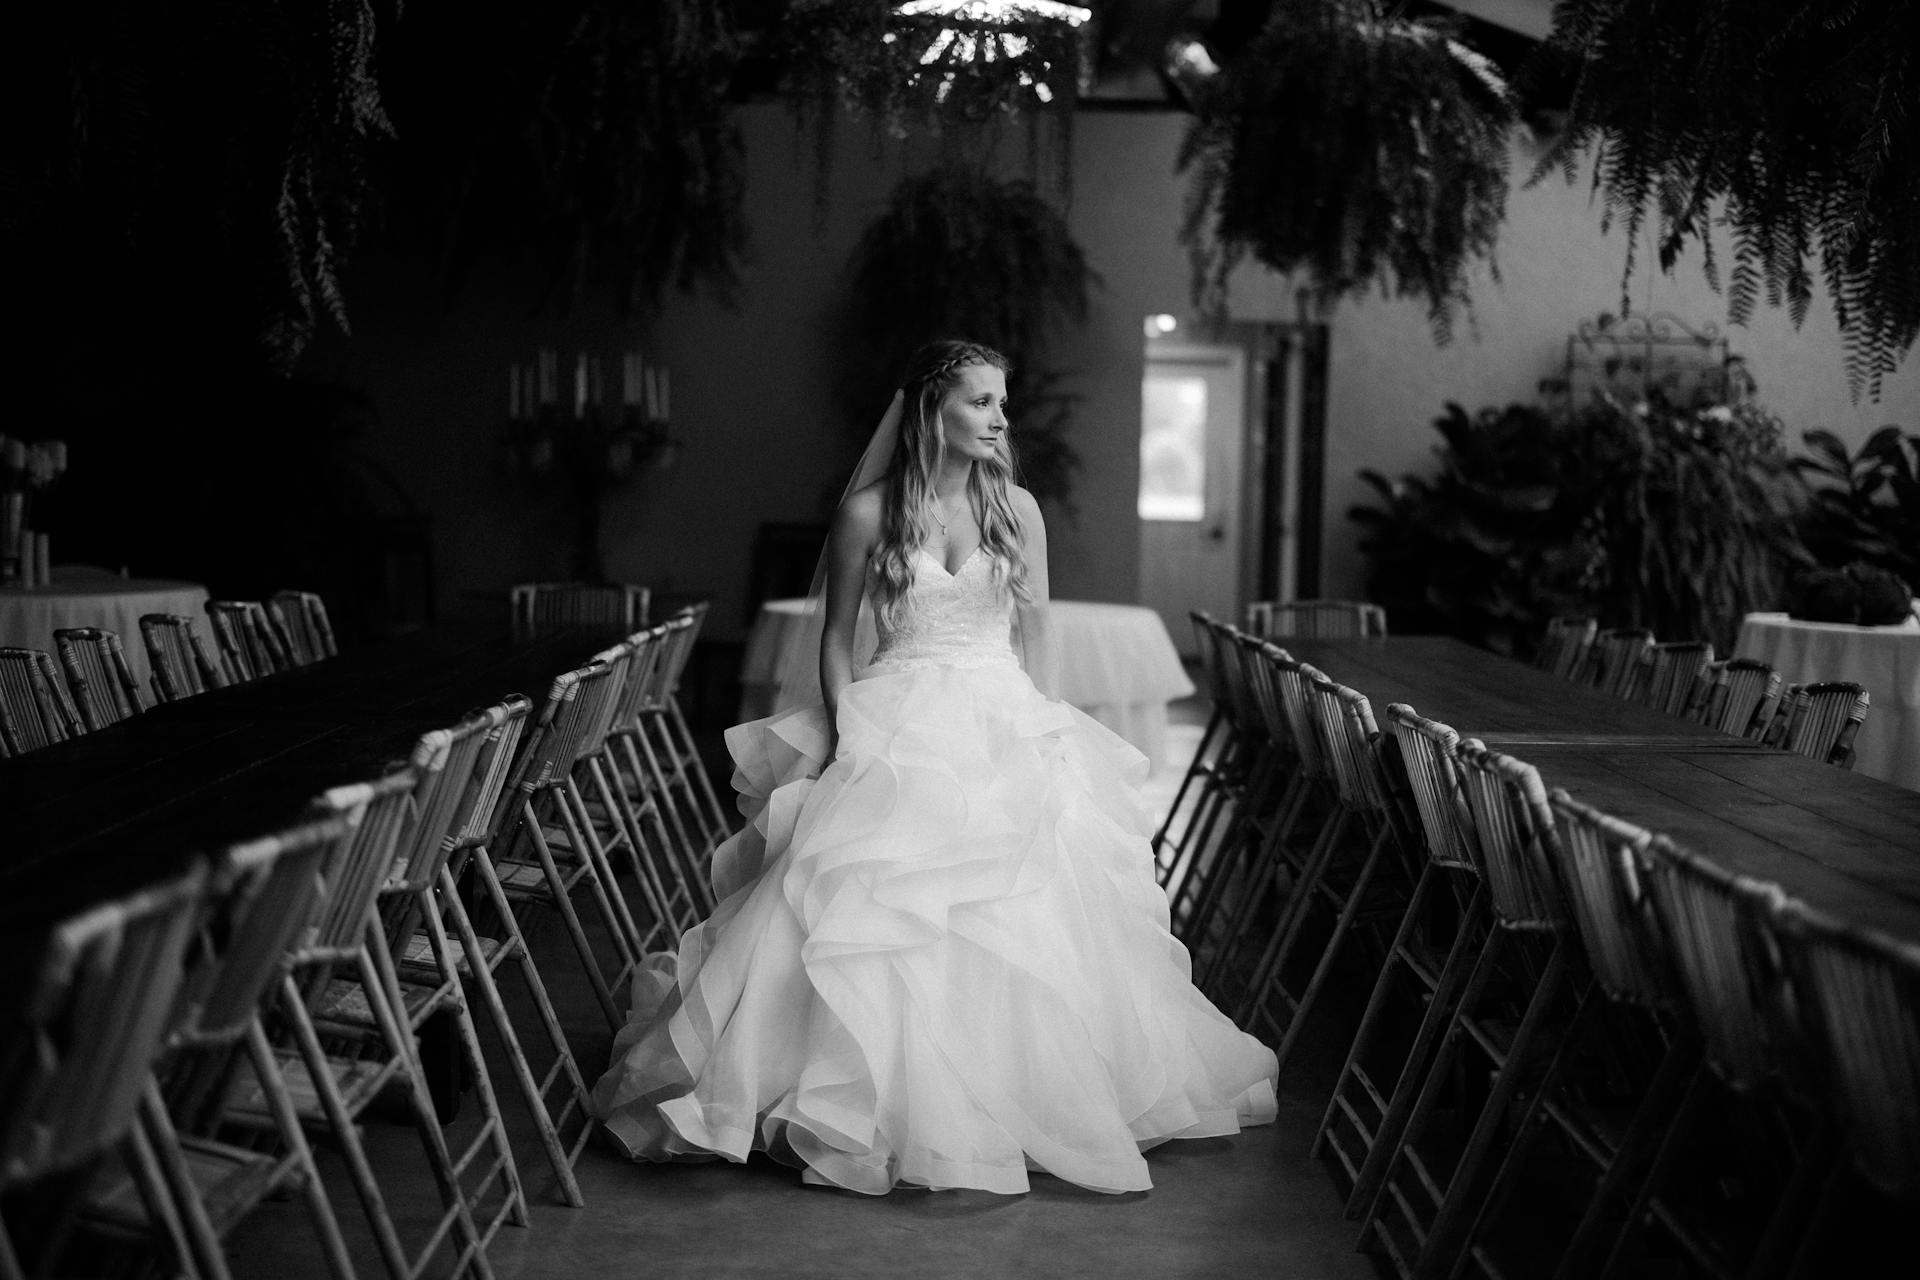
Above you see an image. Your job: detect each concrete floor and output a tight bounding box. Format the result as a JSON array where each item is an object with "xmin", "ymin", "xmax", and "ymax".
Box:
[{"xmin": 226, "ymin": 697, "xmax": 1389, "ymax": 1280}]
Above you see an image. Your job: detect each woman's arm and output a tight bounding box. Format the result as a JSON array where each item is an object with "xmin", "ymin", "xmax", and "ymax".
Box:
[
  {"xmin": 1011, "ymin": 485, "xmax": 1060, "ymax": 700},
  {"xmin": 819, "ymin": 485, "xmax": 881, "ymax": 735}
]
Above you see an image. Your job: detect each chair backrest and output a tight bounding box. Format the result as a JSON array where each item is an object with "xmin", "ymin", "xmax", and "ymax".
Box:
[
  {"xmin": 395, "ymin": 710, "xmax": 497, "ymax": 892},
  {"xmin": 1768, "ymin": 681, "xmax": 1871, "ymax": 768},
  {"xmin": 1699, "ymin": 657, "xmax": 1781, "ymax": 739},
  {"xmin": 509, "ymin": 581, "xmax": 650, "ymax": 637},
  {"xmin": 1639, "ymin": 640, "xmax": 1714, "ymax": 718},
  {"xmin": 302, "ymin": 769, "xmax": 420, "ymax": 960},
  {"xmin": 1214, "ymin": 625, "xmax": 1266, "ymax": 745},
  {"xmin": 617, "ymin": 625, "xmax": 670, "ymax": 728},
  {"xmin": 1270, "ymin": 654, "xmax": 1332, "ymax": 783},
  {"xmin": 1383, "ymin": 704, "xmax": 1478, "ymax": 871},
  {"xmin": 1189, "ymin": 612, "xmax": 1233, "ymax": 709},
  {"xmin": 177, "ymin": 816, "xmax": 347, "ymax": 1047},
  {"xmin": 0, "ymin": 866, "xmax": 207, "ymax": 1187},
  {"xmin": 1236, "ymin": 633, "xmax": 1294, "ymax": 762},
  {"xmin": 658, "ymin": 603, "xmax": 707, "ymax": 699},
  {"xmin": 1308, "ymin": 674, "xmax": 1390, "ymax": 816},
  {"xmin": 1771, "ymin": 898, "xmax": 1920, "ymax": 1198},
  {"xmin": 1455, "ymin": 741, "xmax": 1565, "ymax": 930},
  {"xmin": 1547, "ymin": 788, "xmax": 1671, "ymax": 1007},
  {"xmin": 1245, "ymin": 599, "xmax": 1388, "ymax": 640},
  {"xmin": 449, "ymin": 696, "xmax": 534, "ymax": 851},
  {"xmin": 1536, "ymin": 616, "xmax": 1597, "ymax": 680},
  {"xmin": 268, "ymin": 590, "xmax": 339, "ymax": 665},
  {"xmin": 511, "ymin": 661, "xmax": 617, "ymax": 798},
  {"xmin": 205, "ymin": 600, "xmax": 292, "ymax": 684},
  {"xmin": 140, "ymin": 613, "xmax": 228, "ymax": 704},
  {"xmin": 1634, "ymin": 835, "xmax": 1790, "ymax": 1093},
  {"xmin": 52, "ymin": 627, "xmax": 146, "ymax": 730},
  {"xmin": 0, "ymin": 647, "xmax": 83, "ymax": 755},
  {"xmin": 1582, "ymin": 627, "xmax": 1655, "ymax": 699}
]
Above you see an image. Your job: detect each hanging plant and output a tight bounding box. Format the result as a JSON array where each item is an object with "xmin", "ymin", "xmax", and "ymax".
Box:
[
  {"xmin": 782, "ymin": 0, "xmax": 1090, "ymax": 202},
  {"xmin": 1540, "ymin": 0, "xmax": 1920, "ymax": 399},
  {"xmin": 839, "ymin": 162, "xmax": 1096, "ymax": 507},
  {"xmin": 1178, "ymin": 0, "xmax": 1515, "ymax": 342},
  {"xmin": 528, "ymin": 0, "xmax": 748, "ymax": 312}
]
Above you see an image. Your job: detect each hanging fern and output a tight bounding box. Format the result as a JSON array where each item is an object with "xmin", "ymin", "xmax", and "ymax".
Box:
[
  {"xmin": 1178, "ymin": 0, "xmax": 1515, "ymax": 342},
  {"xmin": 1541, "ymin": 0, "xmax": 1920, "ymax": 400}
]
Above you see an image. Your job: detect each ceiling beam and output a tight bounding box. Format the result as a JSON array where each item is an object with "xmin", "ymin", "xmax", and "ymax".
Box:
[{"xmin": 1428, "ymin": 0, "xmax": 1554, "ymax": 41}]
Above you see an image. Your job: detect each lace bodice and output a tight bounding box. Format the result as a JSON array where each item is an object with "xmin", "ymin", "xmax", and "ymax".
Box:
[{"xmin": 865, "ymin": 548, "xmax": 1018, "ymax": 674}]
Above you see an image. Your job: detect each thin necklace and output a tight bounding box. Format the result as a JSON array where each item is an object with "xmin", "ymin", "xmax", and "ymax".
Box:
[{"xmin": 930, "ymin": 494, "xmax": 964, "ymax": 535}]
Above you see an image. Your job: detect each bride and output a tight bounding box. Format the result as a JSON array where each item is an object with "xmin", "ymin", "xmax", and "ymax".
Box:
[{"xmin": 591, "ymin": 339, "xmax": 1278, "ymax": 1195}]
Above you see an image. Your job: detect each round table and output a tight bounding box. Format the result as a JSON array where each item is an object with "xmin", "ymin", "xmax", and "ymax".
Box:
[
  {"xmin": 1735, "ymin": 610, "xmax": 1920, "ymax": 791},
  {"xmin": 740, "ymin": 598, "xmax": 1196, "ymax": 770},
  {"xmin": 0, "ymin": 573, "xmax": 211, "ymax": 699}
]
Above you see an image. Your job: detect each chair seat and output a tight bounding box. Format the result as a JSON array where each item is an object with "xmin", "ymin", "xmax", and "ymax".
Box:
[
  {"xmin": 223, "ymin": 1048, "xmax": 396, "ymax": 1126},
  {"xmin": 86, "ymin": 1134, "xmax": 289, "ymax": 1236},
  {"xmin": 398, "ymin": 930, "xmax": 505, "ymax": 979},
  {"xmin": 494, "ymin": 856, "xmax": 591, "ymax": 899},
  {"xmin": 313, "ymin": 975, "xmax": 447, "ymax": 1032}
]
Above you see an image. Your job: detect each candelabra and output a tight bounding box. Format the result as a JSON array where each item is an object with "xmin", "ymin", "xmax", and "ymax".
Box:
[{"xmin": 505, "ymin": 349, "xmax": 677, "ymax": 582}]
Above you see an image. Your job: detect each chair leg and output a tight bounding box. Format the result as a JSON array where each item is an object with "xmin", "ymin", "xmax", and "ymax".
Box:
[
  {"xmin": 507, "ymin": 798, "xmax": 623, "ymax": 1030},
  {"xmin": 1153, "ymin": 707, "xmax": 1225, "ymax": 876},
  {"xmin": 242, "ymin": 1019, "xmax": 357, "ymax": 1280},
  {"xmin": 1273, "ymin": 820, "xmax": 1403, "ymax": 1075},
  {"xmin": 585, "ymin": 753, "xmax": 679, "ymax": 953},
  {"xmin": 1235, "ymin": 805, "xmax": 1350, "ymax": 1033}
]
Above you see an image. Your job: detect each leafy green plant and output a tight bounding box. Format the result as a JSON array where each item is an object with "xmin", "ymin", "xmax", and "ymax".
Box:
[
  {"xmin": 1178, "ymin": 0, "xmax": 1515, "ymax": 341},
  {"xmin": 838, "ymin": 163, "xmax": 1096, "ymax": 509},
  {"xmin": 1794, "ymin": 426, "xmax": 1920, "ymax": 588},
  {"xmin": 1352, "ymin": 395, "xmax": 1808, "ymax": 655},
  {"xmin": 1539, "ymin": 0, "xmax": 1920, "ymax": 398}
]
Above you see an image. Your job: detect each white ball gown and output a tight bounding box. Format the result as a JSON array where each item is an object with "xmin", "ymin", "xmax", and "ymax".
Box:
[{"xmin": 590, "ymin": 547, "xmax": 1278, "ymax": 1194}]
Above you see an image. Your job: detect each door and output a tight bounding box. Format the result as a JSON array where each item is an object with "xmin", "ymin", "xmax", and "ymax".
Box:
[{"xmin": 1137, "ymin": 342, "xmax": 1247, "ymax": 658}]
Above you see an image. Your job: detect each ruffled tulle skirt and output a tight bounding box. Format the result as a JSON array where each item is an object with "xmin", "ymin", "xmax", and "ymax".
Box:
[{"xmin": 589, "ymin": 662, "xmax": 1278, "ymax": 1195}]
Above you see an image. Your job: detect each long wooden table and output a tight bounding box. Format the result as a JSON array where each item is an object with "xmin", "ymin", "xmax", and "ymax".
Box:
[
  {"xmin": 1279, "ymin": 636, "xmax": 1920, "ymax": 944},
  {"xmin": 0, "ymin": 624, "xmax": 630, "ymax": 984}
]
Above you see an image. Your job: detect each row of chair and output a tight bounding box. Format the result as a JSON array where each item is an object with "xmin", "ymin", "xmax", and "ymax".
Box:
[
  {"xmin": 1536, "ymin": 618, "xmax": 1871, "ymax": 768},
  {"xmin": 0, "ymin": 592, "xmax": 339, "ymax": 757},
  {"xmin": 0, "ymin": 602, "xmax": 724, "ymax": 1279},
  {"xmin": 1160, "ymin": 610, "xmax": 1913, "ymax": 1279}
]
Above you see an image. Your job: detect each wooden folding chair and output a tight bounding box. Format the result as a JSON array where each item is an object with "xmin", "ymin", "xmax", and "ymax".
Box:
[
  {"xmin": 0, "ymin": 646, "xmax": 83, "ymax": 756},
  {"xmin": 0, "ymin": 867, "xmax": 208, "ymax": 1278},
  {"xmin": 490, "ymin": 662, "xmax": 645, "ymax": 1030},
  {"xmin": 1580, "ymin": 627, "xmax": 1655, "ymax": 699},
  {"xmin": 1638, "ymin": 640, "xmax": 1713, "ymax": 718},
  {"xmin": 1153, "ymin": 611, "xmax": 1237, "ymax": 886},
  {"xmin": 1536, "ymin": 617, "xmax": 1597, "ymax": 681},
  {"xmin": 140, "ymin": 613, "xmax": 228, "ymax": 704},
  {"xmin": 509, "ymin": 582, "xmax": 649, "ymax": 638},
  {"xmin": 1765, "ymin": 681, "xmax": 1871, "ymax": 768},
  {"xmin": 269, "ymin": 590, "xmax": 339, "ymax": 665},
  {"xmin": 82, "ymin": 820, "xmax": 356, "ymax": 1280},
  {"xmin": 400, "ymin": 698, "xmax": 596, "ymax": 1208},
  {"xmin": 1246, "ymin": 599, "xmax": 1389, "ymax": 639},
  {"xmin": 1694, "ymin": 658, "xmax": 1781, "ymax": 739},
  {"xmin": 1315, "ymin": 707, "xmax": 1490, "ymax": 1219},
  {"xmin": 637, "ymin": 605, "xmax": 730, "ymax": 867},
  {"xmin": 579, "ymin": 636, "xmax": 685, "ymax": 952},
  {"xmin": 218, "ymin": 771, "xmax": 496, "ymax": 1280},
  {"xmin": 1239, "ymin": 675, "xmax": 1415, "ymax": 1074},
  {"xmin": 205, "ymin": 601, "xmax": 292, "ymax": 684},
  {"xmin": 52, "ymin": 627, "xmax": 146, "ymax": 730}
]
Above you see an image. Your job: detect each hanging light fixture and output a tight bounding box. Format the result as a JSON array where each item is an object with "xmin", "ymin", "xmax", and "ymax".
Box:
[{"xmin": 787, "ymin": 0, "xmax": 1094, "ymax": 127}]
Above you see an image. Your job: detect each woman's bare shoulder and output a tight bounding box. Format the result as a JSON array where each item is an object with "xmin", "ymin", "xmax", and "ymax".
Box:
[{"xmin": 1008, "ymin": 484, "xmax": 1044, "ymax": 523}]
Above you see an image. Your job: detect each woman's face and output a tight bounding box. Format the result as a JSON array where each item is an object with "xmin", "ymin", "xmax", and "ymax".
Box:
[{"xmin": 938, "ymin": 363, "xmax": 1008, "ymax": 465}]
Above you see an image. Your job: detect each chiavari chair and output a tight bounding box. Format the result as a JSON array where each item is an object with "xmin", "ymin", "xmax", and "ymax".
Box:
[
  {"xmin": 490, "ymin": 661, "xmax": 645, "ymax": 1030},
  {"xmin": 51, "ymin": 627, "xmax": 145, "ymax": 731},
  {"xmin": 1638, "ymin": 640, "xmax": 1714, "ymax": 718},
  {"xmin": 1764, "ymin": 681, "xmax": 1871, "ymax": 768},
  {"xmin": 205, "ymin": 600, "xmax": 292, "ymax": 685},
  {"xmin": 83, "ymin": 820, "xmax": 356, "ymax": 1280},
  {"xmin": 1239, "ymin": 674, "xmax": 1415, "ymax": 1073},
  {"xmin": 1536, "ymin": 617, "xmax": 1597, "ymax": 681},
  {"xmin": 508, "ymin": 581, "xmax": 649, "ymax": 638},
  {"xmin": 1693, "ymin": 658, "xmax": 1782, "ymax": 739},
  {"xmin": 139, "ymin": 613, "xmax": 228, "ymax": 704},
  {"xmin": 0, "ymin": 867, "xmax": 208, "ymax": 1278},
  {"xmin": 1246, "ymin": 598, "xmax": 1389, "ymax": 640},
  {"xmin": 268, "ymin": 590, "xmax": 339, "ymax": 665},
  {"xmin": 219, "ymin": 770, "xmax": 495, "ymax": 1280},
  {"xmin": 1315, "ymin": 707, "xmax": 1490, "ymax": 1219},
  {"xmin": 1580, "ymin": 627, "xmax": 1655, "ymax": 699},
  {"xmin": 0, "ymin": 647, "xmax": 83, "ymax": 756},
  {"xmin": 399, "ymin": 697, "xmax": 596, "ymax": 1208}
]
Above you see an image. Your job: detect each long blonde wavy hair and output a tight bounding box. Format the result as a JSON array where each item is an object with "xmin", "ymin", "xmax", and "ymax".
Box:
[{"xmin": 869, "ymin": 339, "xmax": 1032, "ymax": 629}]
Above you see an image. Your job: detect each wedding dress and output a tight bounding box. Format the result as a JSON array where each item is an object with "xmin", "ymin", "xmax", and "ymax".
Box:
[{"xmin": 590, "ymin": 547, "xmax": 1278, "ymax": 1194}]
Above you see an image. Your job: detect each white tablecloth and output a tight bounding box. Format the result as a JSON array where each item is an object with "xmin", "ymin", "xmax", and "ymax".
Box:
[
  {"xmin": 0, "ymin": 573, "xmax": 211, "ymax": 698},
  {"xmin": 740, "ymin": 598, "xmax": 1196, "ymax": 770},
  {"xmin": 1735, "ymin": 611, "xmax": 1920, "ymax": 791}
]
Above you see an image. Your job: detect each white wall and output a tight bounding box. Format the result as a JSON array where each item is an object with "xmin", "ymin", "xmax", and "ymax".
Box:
[{"xmin": 313, "ymin": 104, "xmax": 1920, "ymax": 638}]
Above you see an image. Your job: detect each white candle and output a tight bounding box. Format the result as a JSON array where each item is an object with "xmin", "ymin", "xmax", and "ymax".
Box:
[
  {"xmin": 47, "ymin": 441, "xmax": 67, "ymax": 473},
  {"xmin": 644, "ymin": 368, "xmax": 659, "ymax": 421},
  {"xmin": 623, "ymin": 353, "xmax": 639, "ymax": 406},
  {"xmin": 660, "ymin": 366, "xmax": 670, "ymax": 421},
  {"xmin": 574, "ymin": 353, "xmax": 588, "ymax": 418}
]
